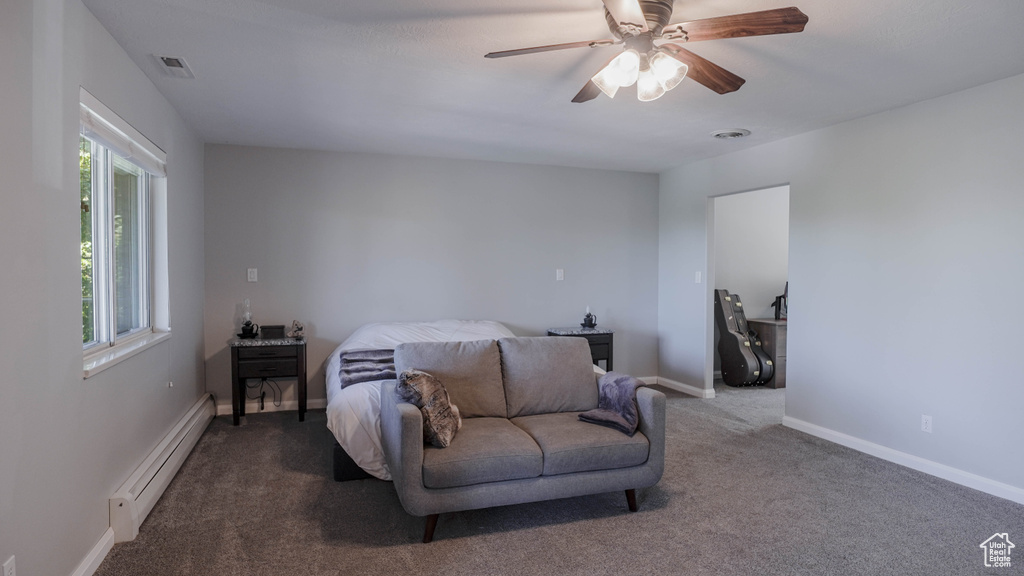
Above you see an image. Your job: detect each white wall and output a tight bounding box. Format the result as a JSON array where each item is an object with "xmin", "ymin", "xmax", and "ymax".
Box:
[
  {"xmin": 712, "ymin": 185, "xmax": 789, "ymax": 371},
  {"xmin": 659, "ymin": 73, "xmax": 1024, "ymax": 497},
  {"xmin": 0, "ymin": 1, "xmax": 206, "ymax": 575},
  {"xmin": 203, "ymin": 146, "xmax": 660, "ymax": 409}
]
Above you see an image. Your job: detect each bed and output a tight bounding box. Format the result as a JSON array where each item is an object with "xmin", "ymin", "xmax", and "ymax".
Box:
[{"xmin": 324, "ymin": 319, "xmax": 516, "ymax": 480}]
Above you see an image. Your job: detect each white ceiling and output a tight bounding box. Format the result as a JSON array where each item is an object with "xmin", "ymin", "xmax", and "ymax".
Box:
[{"xmin": 82, "ymin": 0, "xmax": 1024, "ymax": 173}]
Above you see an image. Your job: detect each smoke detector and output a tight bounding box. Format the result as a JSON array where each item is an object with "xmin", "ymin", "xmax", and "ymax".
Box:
[
  {"xmin": 155, "ymin": 55, "xmax": 195, "ymax": 79},
  {"xmin": 711, "ymin": 129, "xmax": 751, "ymax": 139}
]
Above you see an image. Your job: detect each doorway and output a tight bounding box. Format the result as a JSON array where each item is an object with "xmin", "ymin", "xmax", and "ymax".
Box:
[{"xmin": 706, "ymin": 185, "xmax": 790, "ymax": 390}]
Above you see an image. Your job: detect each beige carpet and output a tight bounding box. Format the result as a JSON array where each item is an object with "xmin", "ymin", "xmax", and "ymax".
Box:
[{"xmin": 94, "ymin": 385, "xmax": 1023, "ymax": 575}]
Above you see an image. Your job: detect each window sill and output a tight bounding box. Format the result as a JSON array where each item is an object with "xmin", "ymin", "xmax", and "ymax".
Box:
[{"xmin": 83, "ymin": 330, "xmax": 171, "ymax": 379}]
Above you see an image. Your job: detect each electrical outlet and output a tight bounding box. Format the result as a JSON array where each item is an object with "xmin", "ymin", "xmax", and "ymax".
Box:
[
  {"xmin": 921, "ymin": 415, "xmax": 932, "ymax": 433},
  {"xmin": 695, "ymin": 271, "xmax": 702, "ymax": 284},
  {"xmin": 4, "ymin": 555, "xmax": 15, "ymax": 576}
]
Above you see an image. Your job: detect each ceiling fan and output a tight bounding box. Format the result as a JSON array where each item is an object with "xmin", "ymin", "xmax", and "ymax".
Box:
[{"xmin": 485, "ymin": 0, "xmax": 808, "ymax": 103}]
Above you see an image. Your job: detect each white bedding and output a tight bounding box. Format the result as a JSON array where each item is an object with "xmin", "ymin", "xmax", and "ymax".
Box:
[{"xmin": 325, "ymin": 319, "xmax": 516, "ymax": 480}]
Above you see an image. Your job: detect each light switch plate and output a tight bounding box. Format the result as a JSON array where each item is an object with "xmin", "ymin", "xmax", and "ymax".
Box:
[
  {"xmin": 247, "ymin": 268, "xmax": 258, "ymax": 282},
  {"xmin": 556, "ymin": 269, "xmax": 564, "ymax": 281}
]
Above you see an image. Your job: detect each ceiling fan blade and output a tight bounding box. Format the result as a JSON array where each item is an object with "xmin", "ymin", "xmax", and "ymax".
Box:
[
  {"xmin": 572, "ymin": 80, "xmax": 603, "ymax": 103},
  {"xmin": 660, "ymin": 44, "xmax": 746, "ymax": 94},
  {"xmin": 571, "ymin": 53, "xmax": 622, "ymax": 103},
  {"xmin": 486, "ymin": 38, "xmax": 617, "ymax": 59},
  {"xmin": 661, "ymin": 7, "xmax": 808, "ymax": 43},
  {"xmin": 602, "ymin": 0, "xmax": 648, "ymax": 32}
]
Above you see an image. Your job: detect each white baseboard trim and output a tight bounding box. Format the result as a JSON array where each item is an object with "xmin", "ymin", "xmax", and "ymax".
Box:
[
  {"xmin": 654, "ymin": 376, "xmax": 715, "ymax": 398},
  {"xmin": 110, "ymin": 394, "xmax": 215, "ymax": 543},
  {"xmin": 70, "ymin": 527, "xmax": 114, "ymax": 576},
  {"xmin": 215, "ymin": 398, "xmax": 327, "ymax": 418},
  {"xmin": 783, "ymin": 416, "xmax": 1024, "ymax": 506}
]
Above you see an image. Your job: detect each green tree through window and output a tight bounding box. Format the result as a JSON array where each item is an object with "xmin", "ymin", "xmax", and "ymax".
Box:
[{"xmin": 81, "ymin": 137, "xmax": 94, "ymax": 344}]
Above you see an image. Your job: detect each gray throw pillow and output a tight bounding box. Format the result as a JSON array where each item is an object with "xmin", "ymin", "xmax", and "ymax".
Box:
[{"xmin": 397, "ymin": 369, "xmax": 463, "ymax": 448}]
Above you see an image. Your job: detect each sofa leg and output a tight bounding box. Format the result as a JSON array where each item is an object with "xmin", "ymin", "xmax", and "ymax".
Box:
[
  {"xmin": 625, "ymin": 489, "xmax": 638, "ymax": 512},
  {"xmin": 423, "ymin": 514, "xmax": 439, "ymax": 543}
]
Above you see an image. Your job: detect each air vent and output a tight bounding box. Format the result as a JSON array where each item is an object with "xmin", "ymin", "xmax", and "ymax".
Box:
[
  {"xmin": 155, "ymin": 55, "xmax": 195, "ymax": 79},
  {"xmin": 711, "ymin": 129, "xmax": 751, "ymax": 139}
]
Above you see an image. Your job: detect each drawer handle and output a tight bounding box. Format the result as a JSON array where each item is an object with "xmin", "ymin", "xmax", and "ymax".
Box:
[
  {"xmin": 259, "ymin": 367, "xmax": 278, "ymax": 373},
  {"xmin": 258, "ymin": 351, "xmax": 277, "ymax": 356}
]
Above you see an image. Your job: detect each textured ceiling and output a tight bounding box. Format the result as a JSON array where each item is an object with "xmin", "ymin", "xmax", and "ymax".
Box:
[{"xmin": 82, "ymin": 0, "xmax": 1024, "ymax": 173}]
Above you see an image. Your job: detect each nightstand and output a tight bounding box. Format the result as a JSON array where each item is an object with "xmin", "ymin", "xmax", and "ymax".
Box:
[
  {"xmin": 230, "ymin": 337, "xmax": 307, "ymax": 425},
  {"xmin": 547, "ymin": 327, "xmax": 614, "ymax": 371}
]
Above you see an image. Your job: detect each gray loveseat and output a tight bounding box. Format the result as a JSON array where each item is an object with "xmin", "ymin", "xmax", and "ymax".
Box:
[{"xmin": 380, "ymin": 336, "xmax": 665, "ymax": 542}]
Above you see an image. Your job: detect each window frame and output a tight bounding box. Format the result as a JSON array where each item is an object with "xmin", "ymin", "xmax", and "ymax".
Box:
[{"xmin": 80, "ymin": 88, "xmax": 170, "ymax": 378}]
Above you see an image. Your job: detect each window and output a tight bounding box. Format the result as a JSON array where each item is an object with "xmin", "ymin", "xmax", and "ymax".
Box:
[
  {"xmin": 80, "ymin": 88, "xmax": 169, "ymax": 375},
  {"xmin": 81, "ymin": 135, "xmax": 151, "ymax": 346}
]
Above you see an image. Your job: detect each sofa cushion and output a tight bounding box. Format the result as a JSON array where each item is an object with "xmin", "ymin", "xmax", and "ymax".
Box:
[
  {"xmin": 499, "ymin": 337, "xmax": 599, "ymax": 418},
  {"xmin": 512, "ymin": 412, "xmax": 649, "ymax": 476},
  {"xmin": 395, "ymin": 340, "xmax": 506, "ymax": 418},
  {"xmin": 422, "ymin": 417, "xmax": 543, "ymax": 489}
]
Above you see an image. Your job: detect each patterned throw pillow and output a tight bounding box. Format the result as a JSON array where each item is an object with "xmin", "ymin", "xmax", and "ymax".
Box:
[{"xmin": 396, "ymin": 369, "xmax": 463, "ymax": 448}]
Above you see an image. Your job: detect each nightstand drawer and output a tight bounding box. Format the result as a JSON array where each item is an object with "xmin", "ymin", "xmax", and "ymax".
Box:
[
  {"xmin": 237, "ymin": 359, "xmax": 298, "ymax": 378},
  {"xmin": 582, "ymin": 334, "xmax": 612, "ymax": 346},
  {"xmin": 238, "ymin": 346, "xmax": 297, "ymax": 360},
  {"xmin": 589, "ymin": 343, "xmax": 610, "ymax": 362}
]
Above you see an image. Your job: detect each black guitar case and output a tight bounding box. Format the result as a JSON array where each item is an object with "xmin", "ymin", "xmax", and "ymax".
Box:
[
  {"xmin": 730, "ymin": 294, "xmax": 774, "ymax": 385},
  {"xmin": 714, "ymin": 289, "xmax": 761, "ymax": 386}
]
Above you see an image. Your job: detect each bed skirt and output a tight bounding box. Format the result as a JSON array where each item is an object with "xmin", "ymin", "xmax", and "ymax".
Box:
[{"xmin": 332, "ymin": 441, "xmax": 374, "ymax": 482}]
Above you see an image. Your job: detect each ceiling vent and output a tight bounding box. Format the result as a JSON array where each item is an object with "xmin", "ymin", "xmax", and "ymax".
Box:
[
  {"xmin": 711, "ymin": 129, "xmax": 751, "ymax": 139},
  {"xmin": 155, "ymin": 55, "xmax": 195, "ymax": 79}
]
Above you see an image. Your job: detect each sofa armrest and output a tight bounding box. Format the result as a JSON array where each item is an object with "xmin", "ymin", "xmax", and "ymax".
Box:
[
  {"xmin": 379, "ymin": 381, "xmax": 425, "ymax": 501},
  {"xmin": 635, "ymin": 386, "xmax": 666, "ymax": 481}
]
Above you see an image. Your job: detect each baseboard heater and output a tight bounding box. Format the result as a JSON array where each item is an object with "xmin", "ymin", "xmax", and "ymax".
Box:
[{"xmin": 110, "ymin": 393, "xmax": 215, "ymax": 542}]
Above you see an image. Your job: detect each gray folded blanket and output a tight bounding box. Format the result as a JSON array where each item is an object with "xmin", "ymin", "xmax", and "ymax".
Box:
[
  {"xmin": 578, "ymin": 372, "xmax": 646, "ymax": 436},
  {"xmin": 339, "ymin": 349, "xmax": 395, "ymax": 389}
]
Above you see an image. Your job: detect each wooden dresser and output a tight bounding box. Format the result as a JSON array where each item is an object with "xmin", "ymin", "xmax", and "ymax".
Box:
[{"xmin": 747, "ymin": 319, "xmax": 787, "ymax": 388}]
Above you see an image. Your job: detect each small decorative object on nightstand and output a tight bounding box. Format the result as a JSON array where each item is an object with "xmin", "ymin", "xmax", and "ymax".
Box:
[
  {"xmin": 581, "ymin": 305, "xmax": 597, "ymax": 328},
  {"xmin": 260, "ymin": 324, "xmax": 286, "ymax": 339},
  {"xmin": 230, "ymin": 336, "xmax": 307, "ymax": 425},
  {"xmin": 547, "ymin": 326, "xmax": 614, "ymax": 371},
  {"xmin": 238, "ymin": 298, "xmax": 259, "ymax": 338}
]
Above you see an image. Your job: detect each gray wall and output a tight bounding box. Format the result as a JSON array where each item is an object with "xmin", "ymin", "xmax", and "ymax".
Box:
[
  {"xmin": 0, "ymin": 1, "xmax": 206, "ymax": 575},
  {"xmin": 713, "ymin": 186, "xmax": 790, "ymax": 320},
  {"xmin": 659, "ymin": 73, "xmax": 1024, "ymax": 494},
  {"xmin": 204, "ymin": 146, "xmax": 660, "ymax": 410},
  {"xmin": 712, "ymin": 185, "xmax": 790, "ymax": 371}
]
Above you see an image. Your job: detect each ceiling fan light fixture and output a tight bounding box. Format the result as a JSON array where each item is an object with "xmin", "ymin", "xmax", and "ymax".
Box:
[
  {"xmin": 592, "ymin": 49, "xmax": 641, "ymax": 98},
  {"xmin": 649, "ymin": 51, "xmax": 687, "ymax": 91},
  {"xmin": 637, "ymin": 67, "xmax": 666, "ymax": 102}
]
